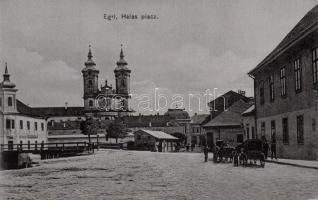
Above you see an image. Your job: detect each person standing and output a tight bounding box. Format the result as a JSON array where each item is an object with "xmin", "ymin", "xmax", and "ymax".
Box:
[
  {"xmin": 271, "ymin": 138, "xmax": 277, "ymax": 160},
  {"xmin": 262, "ymin": 136, "xmax": 269, "ymax": 160},
  {"xmin": 204, "ymin": 146, "xmax": 209, "ymax": 162}
]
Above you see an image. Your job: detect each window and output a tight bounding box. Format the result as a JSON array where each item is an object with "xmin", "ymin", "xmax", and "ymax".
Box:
[
  {"xmin": 251, "ymin": 127, "xmax": 255, "ymax": 139},
  {"xmin": 6, "ymin": 119, "xmax": 11, "ymax": 129},
  {"xmin": 89, "ymin": 100, "xmax": 93, "ymax": 107},
  {"xmin": 34, "ymin": 122, "xmax": 38, "ymax": 131},
  {"xmin": 294, "ymin": 59, "xmax": 302, "ymax": 92},
  {"xmin": 8, "ymin": 97, "xmax": 13, "ymax": 106},
  {"xmin": 0, "ymin": 97, "xmax": 2, "ymax": 107},
  {"xmin": 271, "ymin": 120, "xmax": 276, "ymax": 141},
  {"xmin": 260, "ymin": 81, "xmax": 265, "ymax": 105},
  {"xmin": 20, "ymin": 120, "xmax": 23, "ymax": 129},
  {"xmin": 27, "ymin": 121, "xmax": 30, "ymax": 130},
  {"xmin": 269, "ymin": 74, "xmax": 275, "ymax": 101},
  {"xmin": 313, "ymin": 48, "xmax": 318, "ymax": 84},
  {"xmin": 11, "ymin": 120, "xmax": 15, "ymax": 129},
  {"xmin": 313, "ymin": 118, "xmax": 316, "ymax": 132},
  {"xmin": 121, "ymin": 79, "xmax": 125, "ymax": 87},
  {"xmin": 282, "ymin": 117, "xmax": 289, "ymax": 144},
  {"xmin": 237, "ymin": 134, "xmax": 244, "ymax": 143},
  {"xmin": 261, "ymin": 122, "xmax": 265, "ymax": 137},
  {"xmin": 280, "ymin": 67, "xmax": 286, "ymax": 97},
  {"xmin": 246, "ymin": 124, "xmax": 250, "ymax": 139},
  {"xmin": 297, "ymin": 115, "xmax": 304, "ymax": 144},
  {"xmin": 41, "ymin": 123, "xmax": 44, "ymax": 131},
  {"xmin": 88, "ymin": 80, "xmax": 93, "ymax": 89}
]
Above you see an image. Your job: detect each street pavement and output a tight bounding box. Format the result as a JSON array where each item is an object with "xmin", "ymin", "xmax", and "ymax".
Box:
[{"xmin": 1, "ymin": 150, "xmax": 318, "ymax": 200}]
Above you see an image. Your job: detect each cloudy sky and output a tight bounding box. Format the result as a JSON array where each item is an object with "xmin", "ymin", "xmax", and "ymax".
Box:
[{"xmin": 0, "ymin": 0, "xmax": 317, "ymax": 115}]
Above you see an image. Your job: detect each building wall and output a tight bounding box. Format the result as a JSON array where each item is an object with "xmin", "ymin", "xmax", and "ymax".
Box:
[
  {"xmin": 257, "ymin": 108, "xmax": 318, "ymax": 160},
  {"xmin": 205, "ymin": 127, "xmax": 244, "ymax": 148},
  {"xmin": 242, "ymin": 115, "xmax": 256, "ymax": 140},
  {"xmin": 255, "ymin": 31, "xmax": 318, "ymax": 118},
  {"xmin": 1, "ymin": 114, "xmax": 47, "ymax": 145},
  {"xmin": 188, "ymin": 124, "xmax": 206, "ymax": 146},
  {"xmin": 253, "ymin": 30, "xmax": 318, "ymax": 160}
]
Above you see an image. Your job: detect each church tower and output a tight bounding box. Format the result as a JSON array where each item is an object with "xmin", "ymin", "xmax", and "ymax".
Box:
[
  {"xmin": 82, "ymin": 45, "xmax": 99, "ymax": 111},
  {"xmin": 0, "ymin": 62, "xmax": 18, "ymax": 114},
  {"xmin": 114, "ymin": 45, "xmax": 131, "ymax": 112}
]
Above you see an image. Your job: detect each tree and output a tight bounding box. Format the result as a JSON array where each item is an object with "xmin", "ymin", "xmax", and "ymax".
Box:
[
  {"xmin": 80, "ymin": 117, "xmax": 99, "ymax": 146},
  {"xmin": 171, "ymin": 132, "xmax": 186, "ymax": 144},
  {"xmin": 106, "ymin": 121, "xmax": 127, "ymax": 143}
]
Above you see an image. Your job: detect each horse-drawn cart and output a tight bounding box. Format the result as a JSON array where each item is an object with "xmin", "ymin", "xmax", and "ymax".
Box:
[{"xmin": 239, "ymin": 139, "xmax": 265, "ymax": 167}]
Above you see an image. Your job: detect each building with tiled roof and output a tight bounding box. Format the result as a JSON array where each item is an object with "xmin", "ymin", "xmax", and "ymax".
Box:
[
  {"xmin": 188, "ymin": 113, "xmax": 209, "ymax": 151},
  {"xmin": 203, "ymin": 99, "xmax": 253, "ymax": 148},
  {"xmin": 248, "ymin": 4, "xmax": 318, "ymax": 160}
]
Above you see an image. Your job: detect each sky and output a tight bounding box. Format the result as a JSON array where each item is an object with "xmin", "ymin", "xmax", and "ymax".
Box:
[{"xmin": 0, "ymin": 0, "xmax": 317, "ymax": 115}]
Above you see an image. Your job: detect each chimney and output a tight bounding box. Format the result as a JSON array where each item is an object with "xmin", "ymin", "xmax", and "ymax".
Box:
[
  {"xmin": 65, "ymin": 102, "xmax": 68, "ymax": 110},
  {"xmin": 238, "ymin": 89, "xmax": 246, "ymax": 96}
]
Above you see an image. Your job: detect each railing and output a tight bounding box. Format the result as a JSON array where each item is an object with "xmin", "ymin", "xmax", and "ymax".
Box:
[{"xmin": 0, "ymin": 141, "xmax": 98, "ymax": 153}]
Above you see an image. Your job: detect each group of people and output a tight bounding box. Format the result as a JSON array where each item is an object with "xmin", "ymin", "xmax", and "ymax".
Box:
[
  {"xmin": 202, "ymin": 136, "xmax": 278, "ymax": 162},
  {"xmin": 261, "ymin": 136, "xmax": 277, "ymax": 160}
]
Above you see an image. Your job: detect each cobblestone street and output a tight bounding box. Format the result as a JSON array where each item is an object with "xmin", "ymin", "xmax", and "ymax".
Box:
[{"xmin": 1, "ymin": 150, "xmax": 318, "ymax": 200}]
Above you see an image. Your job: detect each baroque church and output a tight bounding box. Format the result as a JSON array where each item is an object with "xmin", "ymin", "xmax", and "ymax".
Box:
[
  {"xmin": 0, "ymin": 46, "xmax": 133, "ymax": 145},
  {"xmin": 82, "ymin": 45, "xmax": 132, "ymax": 117}
]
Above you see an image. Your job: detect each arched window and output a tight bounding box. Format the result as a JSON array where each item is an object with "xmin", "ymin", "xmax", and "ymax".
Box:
[
  {"xmin": 89, "ymin": 100, "xmax": 93, "ymax": 107},
  {"xmin": 121, "ymin": 79, "xmax": 125, "ymax": 87},
  {"xmin": 8, "ymin": 97, "xmax": 13, "ymax": 106},
  {"xmin": 88, "ymin": 80, "xmax": 93, "ymax": 85}
]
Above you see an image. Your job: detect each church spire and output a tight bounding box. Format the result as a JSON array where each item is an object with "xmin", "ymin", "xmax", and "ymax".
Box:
[
  {"xmin": 3, "ymin": 62, "xmax": 10, "ymax": 81},
  {"xmin": 5, "ymin": 62, "xmax": 8, "ymax": 74},
  {"xmin": 88, "ymin": 44, "xmax": 93, "ymax": 60},
  {"xmin": 120, "ymin": 44, "xmax": 124, "ymax": 59},
  {"xmin": 2, "ymin": 62, "xmax": 16, "ymax": 88},
  {"xmin": 116, "ymin": 44, "xmax": 127, "ymax": 66},
  {"xmin": 84, "ymin": 44, "xmax": 96, "ymax": 66}
]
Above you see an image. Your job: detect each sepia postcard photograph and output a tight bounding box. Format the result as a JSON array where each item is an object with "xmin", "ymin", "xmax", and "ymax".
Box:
[{"xmin": 0, "ymin": 0, "xmax": 318, "ymax": 199}]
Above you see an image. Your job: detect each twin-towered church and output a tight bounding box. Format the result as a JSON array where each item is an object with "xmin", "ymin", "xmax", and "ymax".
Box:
[{"xmin": 0, "ymin": 46, "xmax": 133, "ymax": 145}]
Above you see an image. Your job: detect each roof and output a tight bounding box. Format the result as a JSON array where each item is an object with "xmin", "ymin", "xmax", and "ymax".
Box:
[
  {"xmin": 164, "ymin": 108, "xmax": 190, "ymax": 119},
  {"xmin": 116, "ymin": 115, "xmax": 181, "ymax": 128},
  {"xmin": 208, "ymin": 90, "xmax": 250, "ymax": 106},
  {"xmin": 249, "ymin": 4, "xmax": 318, "ymax": 75},
  {"xmin": 190, "ymin": 114, "xmax": 209, "ymax": 124},
  {"xmin": 242, "ymin": 105, "xmax": 255, "ymax": 116},
  {"xmin": 135, "ymin": 129, "xmax": 178, "ymax": 140},
  {"xmin": 16, "ymin": 100, "xmax": 44, "ymax": 118},
  {"xmin": 30, "ymin": 106, "xmax": 85, "ymax": 118},
  {"xmin": 203, "ymin": 100, "xmax": 252, "ymax": 128}
]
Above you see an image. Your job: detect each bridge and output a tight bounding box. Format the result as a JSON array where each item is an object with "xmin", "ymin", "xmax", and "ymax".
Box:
[{"xmin": 0, "ymin": 141, "xmax": 99, "ymax": 169}]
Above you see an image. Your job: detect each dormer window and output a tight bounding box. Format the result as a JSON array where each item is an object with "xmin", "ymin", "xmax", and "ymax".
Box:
[{"xmin": 8, "ymin": 97, "xmax": 13, "ymax": 106}]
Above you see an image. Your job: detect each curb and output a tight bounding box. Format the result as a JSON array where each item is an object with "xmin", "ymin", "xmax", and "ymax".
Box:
[{"xmin": 266, "ymin": 160, "xmax": 318, "ymax": 170}]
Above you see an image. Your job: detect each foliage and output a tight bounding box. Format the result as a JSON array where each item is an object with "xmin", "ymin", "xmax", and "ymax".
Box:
[
  {"xmin": 80, "ymin": 117, "xmax": 99, "ymax": 144},
  {"xmin": 106, "ymin": 122, "xmax": 127, "ymax": 143}
]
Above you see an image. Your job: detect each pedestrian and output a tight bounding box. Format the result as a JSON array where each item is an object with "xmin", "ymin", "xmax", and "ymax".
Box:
[
  {"xmin": 204, "ymin": 146, "xmax": 209, "ymax": 162},
  {"xmin": 271, "ymin": 138, "xmax": 277, "ymax": 160},
  {"xmin": 262, "ymin": 136, "xmax": 269, "ymax": 160},
  {"xmin": 191, "ymin": 143, "xmax": 195, "ymax": 152}
]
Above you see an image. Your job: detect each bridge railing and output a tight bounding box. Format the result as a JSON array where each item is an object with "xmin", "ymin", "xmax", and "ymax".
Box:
[{"xmin": 0, "ymin": 141, "xmax": 97, "ymax": 152}]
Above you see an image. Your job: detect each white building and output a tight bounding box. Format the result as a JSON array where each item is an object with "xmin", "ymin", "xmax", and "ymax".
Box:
[{"xmin": 0, "ymin": 63, "xmax": 47, "ymax": 147}]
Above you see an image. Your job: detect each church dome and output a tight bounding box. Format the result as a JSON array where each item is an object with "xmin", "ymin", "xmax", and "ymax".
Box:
[
  {"xmin": 1, "ymin": 63, "xmax": 16, "ymax": 89},
  {"xmin": 164, "ymin": 108, "xmax": 190, "ymax": 119},
  {"xmin": 114, "ymin": 45, "xmax": 131, "ymax": 72}
]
